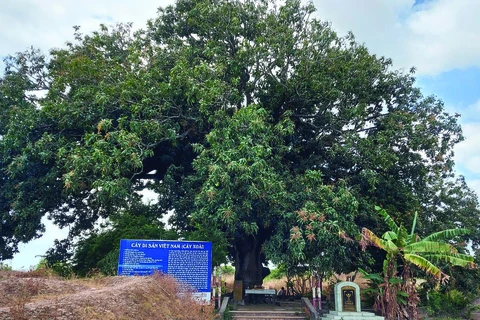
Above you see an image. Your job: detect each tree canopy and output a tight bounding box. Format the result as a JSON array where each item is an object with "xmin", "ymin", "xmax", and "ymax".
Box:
[{"xmin": 1, "ymin": 0, "xmax": 478, "ymax": 285}]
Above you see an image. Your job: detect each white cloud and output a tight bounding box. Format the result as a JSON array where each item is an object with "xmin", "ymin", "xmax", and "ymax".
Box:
[
  {"xmin": 467, "ymin": 180, "xmax": 480, "ymax": 201},
  {"xmin": 455, "ymin": 121, "xmax": 480, "ymax": 172},
  {"xmin": 0, "ymin": 0, "xmax": 174, "ymax": 71},
  {"xmin": 407, "ymin": 0, "xmax": 480, "ymax": 75},
  {"xmin": 313, "ymin": 0, "xmax": 480, "ymax": 75},
  {"xmin": 464, "ymin": 156, "xmax": 480, "ymax": 175},
  {"xmin": 452, "ymin": 99, "xmax": 480, "ymax": 127},
  {"xmin": 469, "ymin": 99, "xmax": 480, "ymax": 113}
]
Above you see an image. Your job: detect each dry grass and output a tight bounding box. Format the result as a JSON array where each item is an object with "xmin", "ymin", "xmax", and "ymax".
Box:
[
  {"xmin": 0, "ymin": 271, "xmax": 216, "ymax": 320},
  {"xmin": 222, "ymin": 272, "xmax": 367, "ymax": 293}
]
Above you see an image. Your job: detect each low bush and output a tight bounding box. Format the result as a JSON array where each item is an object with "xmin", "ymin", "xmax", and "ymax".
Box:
[
  {"xmin": 0, "ymin": 262, "xmax": 12, "ymax": 271},
  {"xmin": 220, "ymin": 265, "xmax": 235, "ymax": 275},
  {"xmin": 426, "ymin": 289, "xmax": 473, "ymax": 317},
  {"xmin": 264, "ymin": 266, "xmax": 285, "ymax": 281}
]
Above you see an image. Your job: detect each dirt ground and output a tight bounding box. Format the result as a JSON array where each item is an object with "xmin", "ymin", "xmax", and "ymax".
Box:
[{"xmin": 0, "ymin": 270, "xmax": 215, "ymax": 320}]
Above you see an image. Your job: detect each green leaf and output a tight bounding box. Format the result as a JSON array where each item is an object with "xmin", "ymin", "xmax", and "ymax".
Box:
[
  {"xmin": 404, "ymin": 253, "xmax": 442, "ymax": 278},
  {"xmin": 409, "ymin": 211, "xmax": 418, "ymax": 237},
  {"xmin": 404, "ymin": 241, "xmax": 457, "ymax": 255},
  {"xmin": 377, "ymin": 207, "xmax": 400, "ymax": 234},
  {"xmin": 388, "ymin": 277, "xmax": 403, "ymax": 284},
  {"xmin": 422, "ymin": 228, "xmax": 470, "ymax": 242}
]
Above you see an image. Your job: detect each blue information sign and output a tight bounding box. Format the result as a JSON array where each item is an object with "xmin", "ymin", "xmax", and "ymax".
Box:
[{"xmin": 118, "ymin": 239, "xmax": 212, "ymax": 298}]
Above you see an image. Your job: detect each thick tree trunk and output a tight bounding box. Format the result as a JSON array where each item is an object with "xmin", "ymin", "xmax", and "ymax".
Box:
[{"xmin": 233, "ymin": 234, "xmax": 269, "ymax": 289}]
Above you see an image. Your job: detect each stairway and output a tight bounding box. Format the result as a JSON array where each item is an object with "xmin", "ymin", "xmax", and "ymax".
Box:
[
  {"xmin": 227, "ymin": 299, "xmax": 309, "ymax": 320},
  {"xmin": 230, "ymin": 310, "xmax": 307, "ymax": 320}
]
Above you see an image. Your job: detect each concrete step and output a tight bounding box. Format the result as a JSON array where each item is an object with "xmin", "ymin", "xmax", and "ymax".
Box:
[
  {"xmin": 322, "ymin": 317, "xmax": 383, "ymax": 320},
  {"xmin": 231, "ymin": 310, "xmax": 307, "ymax": 320},
  {"xmin": 322, "ymin": 310, "xmax": 384, "ymax": 320}
]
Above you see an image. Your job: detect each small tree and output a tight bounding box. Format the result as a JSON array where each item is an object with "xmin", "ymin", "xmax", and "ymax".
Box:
[
  {"xmin": 69, "ymin": 202, "xmax": 178, "ymax": 276},
  {"xmin": 360, "ymin": 207, "xmax": 475, "ymax": 320}
]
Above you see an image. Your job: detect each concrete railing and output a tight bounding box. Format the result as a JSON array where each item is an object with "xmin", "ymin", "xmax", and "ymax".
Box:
[
  {"xmin": 219, "ymin": 296, "xmax": 230, "ymax": 318},
  {"xmin": 301, "ymin": 297, "xmax": 320, "ymax": 320}
]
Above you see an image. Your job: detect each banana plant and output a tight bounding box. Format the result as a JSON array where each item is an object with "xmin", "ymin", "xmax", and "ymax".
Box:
[{"xmin": 360, "ymin": 206, "xmax": 475, "ymax": 319}]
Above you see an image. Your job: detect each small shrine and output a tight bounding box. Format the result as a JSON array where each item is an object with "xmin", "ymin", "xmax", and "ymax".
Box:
[{"xmin": 322, "ymin": 281, "xmax": 384, "ymax": 320}]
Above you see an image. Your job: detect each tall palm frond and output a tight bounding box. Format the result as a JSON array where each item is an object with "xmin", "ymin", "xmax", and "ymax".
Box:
[
  {"xmin": 422, "ymin": 228, "xmax": 470, "ymax": 242},
  {"xmin": 361, "ymin": 227, "xmax": 398, "ymax": 253},
  {"xmin": 404, "ymin": 241, "xmax": 458, "ymax": 255},
  {"xmin": 376, "ymin": 206, "xmax": 400, "ymax": 234},
  {"xmin": 404, "ymin": 253, "xmax": 443, "ymax": 279},
  {"xmin": 421, "ymin": 253, "xmax": 475, "ymax": 268},
  {"xmin": 410, "ymin": 211, "xmax": 418, "ymax": 237}
]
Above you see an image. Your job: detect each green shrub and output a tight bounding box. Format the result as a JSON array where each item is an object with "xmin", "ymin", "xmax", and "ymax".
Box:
[
  {"xmin": 51, "ymin": 261, "xmax": 74, "ymax": 278},
  {"xmin": 0, "ymin": 262, "xmax": 12, "ymax": 271},
  {"xmin": 35, "ymin": 258, "xmax": 48, "ymax": 270},
  {"xmin": 264, "ymin": 266, "xmax": 285, "ymax": 281},
  {"xmin": 97, "ymin": 249, "xmax": 120, "ymax": 276},
  {"xmin": 220, "ymin": 265, "xmax": 235, "ymax": 275},
  {"xmin": 426, "ymin": 289, "xmax": 473, "ymax": 317},
  {"xmin": 221, "ymin": 302, "xmax": 233, "ymax": 320}
]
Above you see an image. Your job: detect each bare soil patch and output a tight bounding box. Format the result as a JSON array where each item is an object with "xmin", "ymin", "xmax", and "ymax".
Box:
[{"xmin": 0, "ymin": 271, "xmax": 215, "ymax": 320}]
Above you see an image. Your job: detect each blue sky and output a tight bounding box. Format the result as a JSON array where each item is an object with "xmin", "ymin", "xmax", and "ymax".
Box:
[
  {"xmin": 1, "ymin": 0, "xmax": 479, "ymax": 269},
  {"xmin": 418, "ymin": 67, "xmax": 480, "ymax": 181},
  {"xmin": 418, "ymin": 68, "xmax": 480, "ymax": 107}
]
